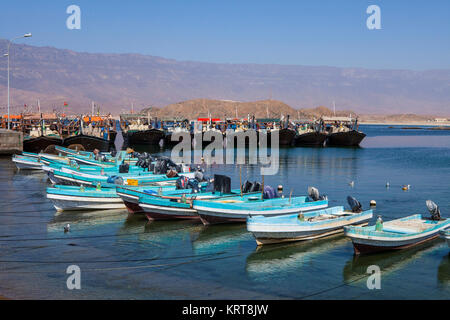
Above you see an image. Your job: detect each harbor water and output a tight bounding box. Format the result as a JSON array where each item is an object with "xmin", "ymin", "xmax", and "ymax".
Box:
[{"xmin": 0, "ymin": 125, "xmax": 449, "ymax": 299}]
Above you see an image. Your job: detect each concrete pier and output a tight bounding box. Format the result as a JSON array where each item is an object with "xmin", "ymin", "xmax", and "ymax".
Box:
[{"xmin": 0, "ymin": 129, "xmax": 23, "ymax": 155}]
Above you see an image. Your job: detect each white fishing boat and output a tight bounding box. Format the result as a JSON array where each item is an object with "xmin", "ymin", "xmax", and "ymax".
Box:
[
  {"xmin": 344, "ymin": 201, "xmax": 450, "ymax": 254},
  {"xmin": 247, "ymin": 197, "xmax": 373, "ymax": 245},
  {"xmin": 12, "ymin": 154, "xmax": 43, "ymax": 170}
]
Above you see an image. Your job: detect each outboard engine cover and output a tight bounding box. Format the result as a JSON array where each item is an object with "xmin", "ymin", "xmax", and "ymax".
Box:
[
  {"xmin": 242, "ymin": 180, "xmax": 253, "ymax": 193},
  {"xmin": 195, "ymin": 170, "xmax": 205, "ymax": 182},
  {"xmin": 176, "ymin": 176, "xmax": 189, "ymax": 189},
  {"xmin": 213, "ymin": 174, "xmax": 231, "ymax": 194},
  {"xmin": 119, "ymin": 163, "xmax": 129, "ymax": 173},
  {"xmin": 426, "ymin": 200, "xmax": 441, "ymax": 221},
  {"xmin": 308, "ymin": 187, "xmax": 320, "ymax": 201},
  {"xmin": 347, "ymin": 196, "xmax": 362, "ymax": 213},
  {"xmin": 250, "ymin": 181, "xmax": 262, "ymax": 192},
  {"xmin": 263, "ymin": 185, "xmax": 277, "ymax": 199}
]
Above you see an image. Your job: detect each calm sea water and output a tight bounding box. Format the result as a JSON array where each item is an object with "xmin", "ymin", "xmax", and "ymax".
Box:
[{"xmin": 0, "ymin": 125, "xmax": 449, "ymax": 299}]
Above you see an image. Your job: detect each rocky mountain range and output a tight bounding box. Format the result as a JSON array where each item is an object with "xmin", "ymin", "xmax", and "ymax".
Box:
[{"xmin": 0, "ymin": 39, "xmax": 449, "ymax": 117}]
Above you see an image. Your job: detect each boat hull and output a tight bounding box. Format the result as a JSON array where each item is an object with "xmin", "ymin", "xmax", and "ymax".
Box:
[
  {"xmin": 252, "ymin": 220, "xmax": 370, "ymax": 245},
  {"xmin": 276, "ymin": 129, "xmax": 296, "ymax": 147},
  {"xmin": 141, "ymin": 203, "xmax": 199, "ymax": 221},
  {"xmin": 350, "ymin": 233, "xmax": 440, "ymax": 255},
  {"xmin": 23, "ymin": 136, "xmax": 63, "ymax": 153},
  {"xmin": 326, "ymin": 131, "xmax": 366, "ymax": 147},
  {"xmin": 195, "ymin": 202, "xmax": 328, "ymax": 226},
  {"xmin": 124, "ymin": 129, "xmax": 165, "ymax": 145},
  {"xmin": 294, "ymin": 132, "xmax": 327, "ymax": 147},
  {"xmin": 63, "ymin": 134, "xmax": 110, "ymax": 152},
  {"xmin": 12, "ymin": 157, "xmax": 43, "ymax": 170},
  {"xmin": 47, "ymin": 193, "xmax": 125, "ymax": 211}
]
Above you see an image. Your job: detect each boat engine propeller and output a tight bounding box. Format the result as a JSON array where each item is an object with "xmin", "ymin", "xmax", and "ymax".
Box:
[
  {"xmin": 426, "ymin": 200, "xmax": 441, "ymax": 221},
  {"xmin": 308, "ymin": 187, "xmax": 327, "ymax": 201},
  {"xmin": 347, "ymin": 196, "xmax": 362, "ymax": 213}
]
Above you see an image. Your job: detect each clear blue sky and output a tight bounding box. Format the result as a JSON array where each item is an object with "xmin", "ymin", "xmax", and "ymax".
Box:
[{"xmin": 1, "ymin": 0, "xmax": 449, "ymax": 70}]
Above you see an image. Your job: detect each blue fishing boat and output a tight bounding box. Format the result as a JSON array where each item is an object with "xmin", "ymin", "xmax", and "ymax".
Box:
[
  {"xmin": 117, "ymin": 180, "xmax": 209, "ymax": 215},
  {"xmin": 193, "ymin": 186, "xmax": 328, "ymax": 225},
  {"xmin": 344, "ymin": 201, "xmax": 450, "ymax": 254},
  {"xmin": 46, "ymin": 184, "xmax": 178, "ymax": 211},
  {"xmin": 12, "ymin": 154, "xmax": 43, "ymax": 170},
  {"xmin": 247, "ymin": 197, "xmax": 373, "ymax": 245}
]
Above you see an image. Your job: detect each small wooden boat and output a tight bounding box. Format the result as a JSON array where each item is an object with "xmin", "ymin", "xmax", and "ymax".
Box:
[
  {"xmin": 247, "ymin": 203, "xmax": 373, "ymax": 245},
  {"xmin": 441, "ymin": 229, "xmax": 450, "ymax": 248},
  {"xmin": 194, "ymin": 187, "xmax": 328, "ymax": 225},
  {"xmin": 344, "ymin": 201, "xmax": 449, "ymax": 254}
]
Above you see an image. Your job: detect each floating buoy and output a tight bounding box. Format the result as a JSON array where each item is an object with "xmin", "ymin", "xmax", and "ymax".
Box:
[
  {"xmin": 402, "ymin": 184, "xmax": 411, "ymax": 191},
  {"xmin": 370, "ymin": 200, "xmax": 376, "ymax": 206},
  {"xmin": 277, "ymin": 185, "xmax": 283, "ymax": 193},
  {"xmin": 349, "ymin": 181, "xmax": 355, "ymax": 187},
  {"xmin": 386, "ymin": 182, "xmax": 390, "ymax": 188},
  {"xmin": 64, "ymin": 224, "xmax": 70, "ymax": 233}
]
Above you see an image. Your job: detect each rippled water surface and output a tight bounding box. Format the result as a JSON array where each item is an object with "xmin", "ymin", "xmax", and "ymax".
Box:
[{"xmin": 0, "ymin": 125, "xmax": 449, "ymax": 299}]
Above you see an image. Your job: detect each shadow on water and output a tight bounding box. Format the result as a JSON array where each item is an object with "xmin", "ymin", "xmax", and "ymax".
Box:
[
  {"xmin": 342, "ymin": 238, "xmax": 442, "ymax": 284},
  {"xmin": 245, "ymin": 234, "xmax": 349, "ymax": 277}
]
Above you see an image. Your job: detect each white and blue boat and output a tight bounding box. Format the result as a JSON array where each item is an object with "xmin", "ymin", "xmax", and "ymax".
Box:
[
  {"xmin": 46, "ymin": 184, "xmax": 178, "ymax": 211},
  {"xmin": 193, "ymin": 186, "xmax": 329, "ymax": 225},
  {"xmin": 12, "ymin": 154, "xmax": 43, "ymax": 170},
  {"xmin": 247, "ymin": 197, "xmax": 373, "ymax": 245},
  {"xmin": 344, "ymin": 201, "xmax": 450, "ymax": 255}
]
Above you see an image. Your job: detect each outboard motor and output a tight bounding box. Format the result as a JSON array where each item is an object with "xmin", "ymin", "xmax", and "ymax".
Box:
[
  {"xmin": 347, "ymin": 196, "xmax": 362, "ymax": 213},
  {"xmin": 176, "ymin": 176, "xmax": 189, "ymax": 189},
  {"xmin": 263, "ymin": 185, "xmax": 277, "ymax": 199},
  {"xmin": 426, "ymin": 200, "xmax": 441, "ymax": 221},
  {"xmin": 308, "ymin": 186, "xmax": 327, "ymax": 201},
  {"xmin": 119, "ymin": 163, "xmax": 129, "ymax": 173},
  {"xmin": 213, "ymin": 174, "xmax": 231, "ymax": 194},
  {"xmin": 188, "ymin": 179, "xmax": 200, "ymax": 193},
  {"xmin": 110, "ymin": 150, "xmax": 117, "ymax": 157},
  {"xmin": 106, "ymin": 175, "xmax": 124, "ymax": 185},
  {"xmin": 250, "ymin": 181, "xmax": 262, "ymax": 192},
  {"xmin": 194, "ymin": 170, "xmax": 205, "ymax": 182},
  {"xmin": 242, "ymin": 180, "xmax": 253, "ymax": 193}
]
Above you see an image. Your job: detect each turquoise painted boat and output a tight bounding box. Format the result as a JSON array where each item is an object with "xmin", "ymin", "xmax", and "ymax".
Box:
[
  {"xmin": 12, "ymin": 154, "xmax": 43, "ymax": 170},
  {"xmin": 116, "ymin": 182, "xmax": 210, "ymax": 215},
  {"xmin": 47, "ymin": 167, "xmax": 196, "ymax": 186},
  {"xmin": 247, "ymin": 205, "xmax": 373, "ymax": 245},
  {"xmin": 194, "ymin": 195, "xmax": 328, "ymax": 225},
  {"xmin": 137, "ymin": 189, "xmax": 257, "ymax": 221},
  {"xmin": 46, "ymin": 184, "xmax": 178, "ymax": 211},
  {"xmin": 345, "ymin": 209, "xmax": 450, "ymax": 255}
]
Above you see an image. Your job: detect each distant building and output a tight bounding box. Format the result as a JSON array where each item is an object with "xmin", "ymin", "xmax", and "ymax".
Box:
[{"xmin": 434, "ymin": 118, "xmax": 448, "ymax": 122}]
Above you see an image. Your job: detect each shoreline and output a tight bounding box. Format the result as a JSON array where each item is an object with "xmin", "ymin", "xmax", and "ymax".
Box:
[{"xmin": 360, "ymin": 121, "xmax": 450, "ymax": 127}]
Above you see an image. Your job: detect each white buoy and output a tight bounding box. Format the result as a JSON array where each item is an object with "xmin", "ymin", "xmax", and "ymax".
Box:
[
  {"xmin": 349, "ymin": 181, "xmax": 355, "ymax": 187},
  {"xmin": 370, "ymin": 200, "xmax": 376, "ymax": 206},
  {"xmin": 64, "ymin": 224, "xmax": 70, "ymax": 233},
  {"xmin": 386, "ymin": 182, "xmax": 390, "ymax": 188}
]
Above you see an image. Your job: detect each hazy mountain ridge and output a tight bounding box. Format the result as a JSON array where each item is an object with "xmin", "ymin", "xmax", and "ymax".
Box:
[{"xmin": 0, "ymin": 39, "xmax": 449, "ymax": 116}]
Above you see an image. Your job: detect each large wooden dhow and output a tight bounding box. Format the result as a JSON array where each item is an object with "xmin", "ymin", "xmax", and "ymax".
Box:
[
  {"xmin": 21, "ymin": 113, "xmax": 63, "ymax": 153},
  {"xmin": 120, "ymin": 114, "xmax": 165, "ymax": 146},
  {"xmin": 294, "ymin": 121, "xmax": 327, "ymax": 147},
  {"xmin": 344, "ymin": 201, "xmax": 449, "ymax": 254},
  {"xmin": 323, "ymin": 116, "xmax": 366, "ymax": 147}
]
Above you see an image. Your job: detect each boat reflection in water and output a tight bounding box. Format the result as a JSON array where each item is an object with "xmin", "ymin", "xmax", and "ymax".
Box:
[
  {"xmin": 136, "ymin": 220, "xmax": 202, "ymax": 246},
  {"xmin": 342, "ymin": 238, "xmax": 441, "ymax": 284},
  {"xmin": 190, "ymin": 224, "xmax": 251, "ymax": 254},
  {"xmin": 245, "ymin": 234, "xmax": 348, "ymax": 277},
  {"xmin": 437, "ymin": 253, "xmax": 449, "ymax": 286},
  {"xmin": 47, "ymin": 208, "xmax": 130, "ymax": 233}
]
